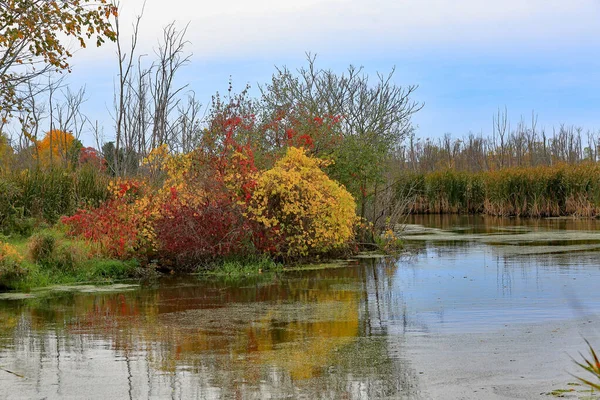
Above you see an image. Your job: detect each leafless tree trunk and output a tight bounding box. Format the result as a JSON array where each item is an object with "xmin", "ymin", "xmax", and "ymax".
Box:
[{"xmin": 112, "ymin": 1, "xmax": 144, "ymax": 175}]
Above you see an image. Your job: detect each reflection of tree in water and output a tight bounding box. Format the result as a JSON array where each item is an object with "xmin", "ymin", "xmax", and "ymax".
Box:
[
  {"xmin": 491, "ymin": 247, "xmax": 600, "ymax": 296},
  {"xmin": 0, "ymin": 263, "xmax": 422, "ymax": 399},
  {"xmin": 407, "ymin": 213, "xmax": 600, "ymax": 234}
]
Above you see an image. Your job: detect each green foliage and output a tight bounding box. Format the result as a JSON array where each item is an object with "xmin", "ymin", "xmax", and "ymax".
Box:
[
  {"xmin": 0, "ymin": 232, "xmax": 139, "ymax": 289},
  {"xmin": 101, "ymin": 142, "xmax": 139, "ymax": 176},
  {"xmin": 86, "ymin": 259, "xmax": 139, "ymax": 279},
  {"xmin": 201, "ymin": 255, "xmax": 282, "ymax": 278},
  {"xmin": 73, "ymin": 165, "xmax": 111, "ymax": 207},
  {"xmin": 420, "ymin": 170, "xmax": 485, "ymax": 214},
  {"xmin": 258, "ymin": 56, "xmax": 420, "ymax": 221},
  {"xmin": 374, "ymin": 229, "xmax": 403, "ymax": 254},
  {"xmin": 53, "ymin": 242, "xmax": 86, "ymax": 272},
  {"xmin": 328, "ymin": 133, "xmax": 389, "ymax": 216},
  {"xmin": 17, "ymin": 167, "xmax": 75, "ymax": 222},
  {"xmin": 28, "ymin": 230, "xmax": 86, "ymax": 272},
  {"xmin": 28, "ymin": 230, "xmax": 57, "ymax": 265},
  {"xmin": 0, "ymin": 132, "xmax": 12, "ymax": 173},
  {"xmin": 0, "ymin": 178, "xmax": 35, "ymax": 236},
  {"xmin": 9, "ymin": 258, "xmax": 139, "ymax": 290}
]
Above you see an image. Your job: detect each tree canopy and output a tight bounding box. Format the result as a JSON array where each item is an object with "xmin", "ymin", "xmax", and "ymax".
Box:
[{"xmin": 0, "ymin": 0, "xmax": 117, "ymax": 117}]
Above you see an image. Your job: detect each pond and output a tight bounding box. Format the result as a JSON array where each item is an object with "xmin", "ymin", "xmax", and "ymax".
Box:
[{"xmin": 1, "ymin": 215, "xmax": 600, "ymax": 399}]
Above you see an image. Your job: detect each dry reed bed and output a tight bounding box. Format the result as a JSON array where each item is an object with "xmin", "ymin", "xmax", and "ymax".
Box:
[{"xmin": 397, "ymin": 163, "xmax": 600, "ymax": 217}]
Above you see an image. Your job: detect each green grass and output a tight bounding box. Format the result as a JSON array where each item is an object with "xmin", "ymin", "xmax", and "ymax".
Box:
[
  {"xmin": 198, "ymin": 255, "xmax": 283, "ymax": 279},
  {"xmin": 2, "ymin": 229, "xmax": 287, "ymax": 290},
  {"xmin": 7, "ymin": 258, "xmax": 139, "ymax": 292}
]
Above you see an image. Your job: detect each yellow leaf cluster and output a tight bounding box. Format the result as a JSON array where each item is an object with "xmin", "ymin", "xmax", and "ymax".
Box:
[
  {"xmin": 143, "ymin": 146, "xmax": 208, "ymax": 208},
  {"xmin": 247, "ymin": 147, "xmax": 357, "ymax": 257},
  {"xmin": 0, "ymin": 242, "xmax": 23, "ymax": 264},
  {"xmin": 105, "ymin": 178, "xmax": 159, "ymax": 252}
]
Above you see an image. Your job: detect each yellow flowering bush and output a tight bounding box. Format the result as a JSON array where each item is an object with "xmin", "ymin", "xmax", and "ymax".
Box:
[{"xmin": 247, "ymin": 147, "xmax": 357, "ymax": 258}]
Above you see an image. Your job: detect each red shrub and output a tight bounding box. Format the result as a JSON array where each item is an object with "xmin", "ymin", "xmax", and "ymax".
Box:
[
  {"xmin": 61, "ymin": 179, "xmax": 155, "ymax": 260},
  {"xmin": 154, "ymin": 183, "xmax": 251, "ymax": 266},
  {"xmin": 79, "ymin": 147, "xmax": 107, "ymax": 171}
]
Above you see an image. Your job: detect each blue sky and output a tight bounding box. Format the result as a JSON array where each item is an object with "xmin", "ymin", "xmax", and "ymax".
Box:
[{"xmin": 62, "ymin": 0, "xmax": 600, "ymax": 146}]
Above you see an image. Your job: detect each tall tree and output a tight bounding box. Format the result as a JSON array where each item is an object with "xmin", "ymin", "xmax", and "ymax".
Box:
[{"xmin": 259, "ymin": 55, "xmax": 423, "ymax": 218}]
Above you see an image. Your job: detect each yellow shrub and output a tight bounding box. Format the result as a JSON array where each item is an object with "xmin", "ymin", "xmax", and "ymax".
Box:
[
  {"xmin": 247, "ymin": 147, "xmax": 357, "ymax": 258},
  {"xmin": 0, "ymin": 242, "xmax": 25, "ymax": 284}
]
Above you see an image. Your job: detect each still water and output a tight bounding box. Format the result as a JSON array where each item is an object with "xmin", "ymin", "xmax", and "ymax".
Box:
[{"xmin": 1, "ymin": 215, "xmax": 600, "ymax": 399}]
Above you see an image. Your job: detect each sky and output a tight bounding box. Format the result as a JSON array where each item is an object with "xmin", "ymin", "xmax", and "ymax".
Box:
[{"xmin": 61, "ymin": 0, "xmax": 600, "ymax": 146}]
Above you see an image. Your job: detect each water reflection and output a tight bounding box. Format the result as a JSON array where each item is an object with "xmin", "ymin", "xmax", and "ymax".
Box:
[
  {"xmin": 2, "ymin": 217, "xmax": 600, "ymax": 398},
  {"xmin": 406, "ymin": 213, "xmax": 600, "ymax": 233},
  {"xmin": 0, "ymin": 266, "xmax": 421, "ymax": 399}
]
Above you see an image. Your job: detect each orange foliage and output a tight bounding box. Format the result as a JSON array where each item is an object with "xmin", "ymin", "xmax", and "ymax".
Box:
[{"xmin": 36, "ymin": 129, "xmax": 77, "ymax": 167}]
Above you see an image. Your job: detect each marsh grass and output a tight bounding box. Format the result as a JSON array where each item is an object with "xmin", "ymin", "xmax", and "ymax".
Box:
[
  {"xmin": 0, "ymin": 166, "xmax": 109, "ymax": 235},
  {"xmin": 399, "ymin": 163, "xmax": 600, "ymax": 217},
  {"xmin": 9, "ymin": 259, "xmax": 140, "ymax": 291}
]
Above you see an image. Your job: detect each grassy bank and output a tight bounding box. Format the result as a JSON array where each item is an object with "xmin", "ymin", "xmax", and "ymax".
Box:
[
  {"xmin": 0, "ymin": 231, "xmax": 140, "ymax": 291},
  {"xmin": 0, "ymin": 229, "xmax": 290, "ymax": 290},
  {"xmin": 397, "ymin": 163, "xmax": 600, "ymax": 218}
]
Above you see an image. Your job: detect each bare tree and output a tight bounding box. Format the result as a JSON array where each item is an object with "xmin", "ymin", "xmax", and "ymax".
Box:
[
  {"xmin": 493, "ymin": 107, "xmax": 508, "ymax": 168},
  {"xmin": 149, "ymin": 22, "xmax": 191, "ymax": 150},
  {"xmin": 112, "ymin": 1, "xmax": 144, "ymax": 175}
]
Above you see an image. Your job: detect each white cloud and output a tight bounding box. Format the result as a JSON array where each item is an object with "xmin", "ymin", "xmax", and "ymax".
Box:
[{"xmin": 70, "ymin": 0, "xmax": 600, "ymax": 67}]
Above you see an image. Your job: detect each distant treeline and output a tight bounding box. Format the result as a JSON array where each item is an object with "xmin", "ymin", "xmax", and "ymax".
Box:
[
  {"xmin": 397, "ymin": 110, "xmax": 600, "ymax": 173},
  {"xmin": 389, "ymin": 109, "xmax": 600, "ymax": 218}
]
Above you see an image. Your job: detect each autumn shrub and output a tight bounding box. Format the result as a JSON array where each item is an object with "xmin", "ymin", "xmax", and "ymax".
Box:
[
  {"xmin": 151, "ymin": 137, "xmax": 258, "ymax": 267},
  {"xmin": 61, "ymin": 178, "xmax": 156, "ymax": 261},
  {"xmin": 61, "ymin": 130, "xmax": 360, "ymax": 266},
  {"xmin": 155, "ymin": 187, "xmax": 252, "ymax": 267},
  {"xmin": 247, "ymin": 147, "xmax": 357, "ymax": 258},
  {"xmin": 0, "ymin": 242, "xmax": 26, "ymax": 286}
]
